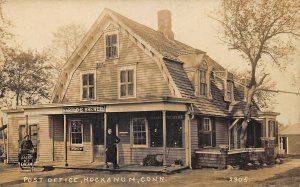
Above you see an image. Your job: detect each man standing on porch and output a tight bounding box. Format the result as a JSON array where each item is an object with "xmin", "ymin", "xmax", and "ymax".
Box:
[{"xmin": 105, "ymin": 128, "xmax": 120, "ymax": 169}]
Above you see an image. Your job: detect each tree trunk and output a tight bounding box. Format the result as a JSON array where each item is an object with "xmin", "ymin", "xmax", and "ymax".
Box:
[
  {"xmin": 16, "ymin": 92, "xmax": 19, "ymax": 106},
  {"xmin": 240, "ymin": 86, "xmax": 255, "ymax": 148}
]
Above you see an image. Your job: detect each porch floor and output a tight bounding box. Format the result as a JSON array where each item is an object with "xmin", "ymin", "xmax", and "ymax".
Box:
[{"xmin": 34, "ymin": 161, "xmax": 188, "ymax": 175}]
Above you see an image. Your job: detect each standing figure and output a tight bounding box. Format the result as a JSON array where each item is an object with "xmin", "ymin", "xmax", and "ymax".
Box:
[{"xmin": 106, "ymin": 128, "xmax": 120, "ymax": 169}]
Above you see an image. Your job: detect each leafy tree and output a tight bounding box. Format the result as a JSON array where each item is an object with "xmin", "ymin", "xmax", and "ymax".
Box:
[
  {"xmin": 216, "ymin": 0, "xmax": 300, "ymax": 147},
  {"xmin": 0, "ymin": 0, "xmax": 12, "ymax": 99},
  {"xmin": 47, "ymin": 23, "xmax": 86, "ymax": 73},
  {"xmin": 2, "ymin": 48, "xmax": 53, "ymax": 106}
]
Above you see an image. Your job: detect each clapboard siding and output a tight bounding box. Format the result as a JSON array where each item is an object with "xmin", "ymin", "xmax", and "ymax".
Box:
[
  {"xmin": 215, "ymin": 118, "xmax": 228, "ymax": 145},
  {"xmin": 52, "ymin": 115, "xmax": 93, "ymax": 163},
  {"xmin": 7, "ymin": 116, "xmax": 25, "ymax": 163},
  {"xmin": 190, "ymin": 118, "xmax": 198, "ymax": 156},
  {"xmin": 63, "ymin": 22, "xmax": 171, "ymax": 103},
  {"xmin": 28, "ymin": 115, "xmax": 52, "ymax": 162}
]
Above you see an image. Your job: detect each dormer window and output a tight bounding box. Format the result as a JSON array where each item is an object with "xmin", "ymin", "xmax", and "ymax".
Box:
[
  {"xmin": 105, "ymin": 33, "xmax": 118, "ymax": 59},
  {"xmin": 200, "ymin": 70, "xmax": 207, "ymax": 96},
  {"xmin": 226, "ymin": 81, "xmax": 233, "ymax": 101}
]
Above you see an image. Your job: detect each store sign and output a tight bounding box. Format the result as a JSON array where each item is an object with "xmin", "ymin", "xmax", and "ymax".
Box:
[
  {"xmin": 148, "ymin": 115, "xmax": 183, "ymax": 120},
  {"xmin": 70, "ymin": 147, "xmax": 83, "ymax": 151},
  {"xmin": 63, "ymin": 106, "xmax": 105, "ymax": 113}
]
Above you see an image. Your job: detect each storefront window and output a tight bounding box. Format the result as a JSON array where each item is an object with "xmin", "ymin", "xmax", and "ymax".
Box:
[
  {"xmin": 149, "ymin": 119, "xmax": 163, "ymax": 147},
  {"xmin": 70, "ymin": 120, "xmax": 83, "ymax": 145},
  {"xmin": 131, "ymin": 118, "xmax": 147, "ymax": 146},
  {"xmin": 167, "ymin": 117, "xmax": 183, "ymax": 147}
]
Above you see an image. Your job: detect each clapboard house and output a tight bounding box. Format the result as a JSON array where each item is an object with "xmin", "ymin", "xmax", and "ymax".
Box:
[{"xmin": 2, "ymin": 9, "xmax": 279, "ymax": 168}]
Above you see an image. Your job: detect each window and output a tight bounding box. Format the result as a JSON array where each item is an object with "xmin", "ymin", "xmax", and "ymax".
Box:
[
  {"xmin": 120, "ymin": 69, "xmax": 135, "ymax": 97},
  {"xmin": 29, "ymin": 125, "xmax": 38, "ymax": 146},
  {"xmin": 268, "ymin": 120, "xmax": 275, "ymax": 137},
  {"xmin": 70, "ymin": 120, "xmax": 83, "ymax": 145},
  {"xmin": 131, "ymin": 118, "xmax": 147, "ymax": 146},
  {"xmin": 81, "ymin": 73, "xmax": 95, "ymax": 100},
  {"xmin": 203, "ymin": 118, "xmax": 211, "ymax": 132},
  {"xmin": 105, "ymin": 34, "xmax": 118, "ymax": 59},
  {"xmin": 198, "ymin": 118, "xmax": 216, "ymax": 147},
  {"xmin": 200, "ymin": 70, "xmax": 207, "ymax": 96},
  {"xmin": 149, "ymin": 118, "xmax": 163, "ymax": 147},
  {"xmin": 226, "ymin": 81, "xmax": 233, "ymax": 101},
  {"xmin": 167, "ymin": 117, "xmax": 183, "ymax": 147}
]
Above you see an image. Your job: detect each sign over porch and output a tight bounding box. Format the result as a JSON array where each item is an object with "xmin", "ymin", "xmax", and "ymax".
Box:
[{"xmin": 63, "ymin": 106, "xmax": 105, "ymax": 113}]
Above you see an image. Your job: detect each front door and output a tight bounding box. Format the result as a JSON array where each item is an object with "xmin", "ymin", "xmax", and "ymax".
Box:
[{"xmin": 93, "ymin": 115, "xmax": 104, "ymax": 162}]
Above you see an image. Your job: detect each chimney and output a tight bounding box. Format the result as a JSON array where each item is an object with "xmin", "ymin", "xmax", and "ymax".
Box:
[{"xmin": 157, "ymin": 10, "xmax": 174, "ymax": 40}]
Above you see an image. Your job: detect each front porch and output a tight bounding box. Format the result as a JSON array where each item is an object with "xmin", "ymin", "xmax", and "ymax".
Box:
[{"xmin": 35, "ymin": 161, "xmax": 188, "ymax": 174}]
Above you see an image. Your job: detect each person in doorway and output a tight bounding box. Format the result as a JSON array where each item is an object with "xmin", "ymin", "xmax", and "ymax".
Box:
[
  {"xmin": 106, "ymin": 128, "xmax": 120, "ymax": 169},
  {"xmin": 18, "ymin": 135, "xmax": 37, "ymax": 162}
]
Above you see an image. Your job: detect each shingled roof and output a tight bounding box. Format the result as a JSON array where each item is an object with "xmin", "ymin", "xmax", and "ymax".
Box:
[
  {"xmin": 107, "ymin": 9, "xmax": 260, "ymax": 117},
  {"xmin": 51, "ymin": 9, "xmax": 259, "ymax": 117},
  {"xmin": 108, "ymin": 9, "xmax": 204, "ymax": 61}
]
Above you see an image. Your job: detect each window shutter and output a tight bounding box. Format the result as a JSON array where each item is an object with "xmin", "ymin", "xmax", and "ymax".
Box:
[
  {"xmin": 198, "ymin": 117, "xmax": 204, "ymax": 148},
  {"xmin": 212, "ymin": 118, "xmax": 216, "ymax": 147}
]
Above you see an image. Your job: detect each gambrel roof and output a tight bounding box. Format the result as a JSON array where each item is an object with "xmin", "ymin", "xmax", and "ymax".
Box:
[{"xmin": 51, "ymin": 8, "xmax": 259, "ymax": 117}]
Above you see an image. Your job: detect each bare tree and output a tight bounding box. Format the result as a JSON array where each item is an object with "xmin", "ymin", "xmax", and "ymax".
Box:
[
  {"xmin": 216, "ymin": 0, "xmax": 300, "ymax": 147},
  {"xmin": 47, "ymin": 23, "xmax": 86, "ymax": 73}
]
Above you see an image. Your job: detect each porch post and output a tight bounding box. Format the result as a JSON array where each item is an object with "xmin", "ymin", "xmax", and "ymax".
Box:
[
  {"xmin": 90, "ymin": 123, "xmax": 94, "ymax": 163},
  {"xmin": 184, "ymin": 113, "xmax": 190, "ymax": 166},
  {"xmin": 104, "ymin": 112, "xmax": 107, "ymax": 163},
  {"xmin": 63, "ymin": 114, "xmax": 68, "ymax": 166},
  {"xmin": 162, "ymin": 110, "xmax": 167, "ymax": 167},
  {"xmin": 234, "ymin": 125, "xmax": 238, "ymax": 149},
  {"xmin": 25, "ymin": 115, "xmax": 28, "ymax": 135}
]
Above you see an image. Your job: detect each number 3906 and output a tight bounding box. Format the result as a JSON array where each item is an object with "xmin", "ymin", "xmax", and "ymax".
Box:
[{"xmin": 229, "ymin": 177, "xmax": 248, "ymax": 182}]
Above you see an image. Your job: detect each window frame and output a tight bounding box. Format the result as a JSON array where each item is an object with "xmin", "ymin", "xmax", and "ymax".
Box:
[
  {"xmin": 268, "ymin": 120, "xmax": 275, "ymax": 138},
  {"xmin": 118, "ymin": 65, "xmax": 136, "ymax": 99},
  {"xmin": 198, "ymin": 117, "xmax": 214, "ymax": 147},
  {"xmin": 199, "ymin": 69, "xmax": 207, "ymax": 97},
  {"xmin": 130, "ymin": 117, "xmax": 148, "ymax": 148},
  {"xmin": 80, "ymin": 70, "xmax": 96, "ymax": 101},
  {"xmin": 69, "ymin": 120, "xmax": 84, "ymax": 147},
  {"xmin": 226, "ymin": 80, "xmax": 234, "ymax": 101},
  {"xmin": 104, "ymin": 31, "xmax": 119, "ymax": 60}
]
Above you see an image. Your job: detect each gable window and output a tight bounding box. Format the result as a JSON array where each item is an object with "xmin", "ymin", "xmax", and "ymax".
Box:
[
  {"xmin": 81, "ymin": 72, "xmax": 95, "ymax": 100},
  {"xmin": 105, "ymin": 34, "xmax": 118, "ymax": 59},
  {"xmin": 198, "ymin": 117, "xmax": 216, "ymax": 147},
  {"xmin": 226, "ymin": 81, "xmax": 233, "ymax": 101},
  {"xmin": 119, "ymin": 67, "xmax": 135, "ymax": 98},
  {"xmin": 70, "ymin": 120, "xmax": 83, "ymax": 145},
  {"xmin": 200, "ymin": 70, "xmax": 207, "ymax": 96},
  {"xmin": 131, "ymin": 118, "xmax": 148, "ymax": 147}
]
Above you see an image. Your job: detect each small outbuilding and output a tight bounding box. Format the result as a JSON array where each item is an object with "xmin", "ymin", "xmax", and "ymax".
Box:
[{"xmin": 279, "ymin": 122, "xmax": 300, "ymax": 155}]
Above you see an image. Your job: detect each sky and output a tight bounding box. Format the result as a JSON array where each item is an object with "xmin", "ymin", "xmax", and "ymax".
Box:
[{"xmin": 2, "ymin": 0, "xmax": 300, "ymax": 125}]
